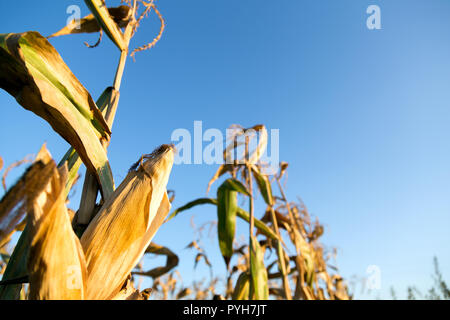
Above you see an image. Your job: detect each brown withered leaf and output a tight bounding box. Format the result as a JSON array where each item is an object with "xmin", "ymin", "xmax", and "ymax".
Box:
[
  {"xmin": 0, "ymin": 145, "xmax": 55, "ymax": 246},
  {"xmin": 80, "ymin": 145, "xmax": 174, "ymax": 300},
  {"xmin": 194, "ymin": 253, "xmax": 212, "ymax": 270},
  {"xmin": 175, "ymin": 288, "xmax": 191, "ymax": 300},
  {"xmin": 133, "ymin": 243, "xmax": 179, "ymax": 279},
  {"xmin": 2, "ymin": 156, "xmax": 33, "ymax": 191},
  {"xmin": 206, "ymin": 164, "xmax": 233, "ymax": 194},
  {"xmin": 48, "ymin": 6, "xmax": 132, "ymax": 39},
  {"xmin": 27, "ymin": 150, "xmax": 87, "ymax": 300}
]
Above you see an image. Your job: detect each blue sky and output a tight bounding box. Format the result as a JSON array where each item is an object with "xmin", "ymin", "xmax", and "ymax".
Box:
[{"xmin": 1, "ymin": 0, "xmax": 450, "ymax": 299}]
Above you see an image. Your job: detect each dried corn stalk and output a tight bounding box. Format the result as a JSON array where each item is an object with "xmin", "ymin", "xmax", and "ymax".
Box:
[{"xmin": 169, "ymin": 124, "xmax": 350, "ymax": 300}]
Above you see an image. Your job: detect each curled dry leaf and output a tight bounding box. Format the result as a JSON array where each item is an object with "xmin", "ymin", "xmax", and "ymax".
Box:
[
  {"xmin": 206, "ymin": 164, "xmax": 233, "ymax": 195},
  {"xmin": 48, "ymin": 6, "xmax": 132, "ymax": 39},
  {"xmin": 80, "ymin": 145, "xmax": 174, "ymax": 300},
  {"xmin": 176, "ymin": 288, "xmax": 192, "ymax": 300},
  {"xmin": 278, "ymin": 162, "xmax": 289, "ymax": 180},
  {"xmin": 132, "ymin": 243, "xmax": 179, "ymax": 279},
  {"xmin": 0, "ymin": 32, "xmax": 114, "ymax": 198},
  {"xmin": 2, "ymin": 156, "xmax": 34, "ymax": 192},
  {"xmin": 223, "ymin": 125, "xmax": 267, "ymax": 165},
  {"xmin": 207, "ymin": 125, "xmax": 268, "ymax": 192},
  {"xmin": 0, "ymin": 145, "xmax": 55, "ymax": 248},
  {"xmin": 194, "ymin": 253, "xmax": 212, "ymax": 270}
]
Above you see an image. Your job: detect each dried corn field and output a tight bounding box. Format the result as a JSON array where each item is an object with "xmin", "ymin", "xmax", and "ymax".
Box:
[{"xmin": 0, "ymin": 0, "xmax": 350, "ymax": 300}]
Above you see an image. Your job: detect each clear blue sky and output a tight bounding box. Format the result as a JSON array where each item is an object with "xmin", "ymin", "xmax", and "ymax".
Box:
[{"xmin": 1, "ymin": 0, "xmax": 450, "ymax": 299}]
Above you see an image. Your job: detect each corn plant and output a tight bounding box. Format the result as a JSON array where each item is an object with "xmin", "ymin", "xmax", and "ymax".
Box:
[
  {"xmin": 0, "ymin": 0, "xmax": 172, "ymax": 300},
  {"xmin": 0, "ymin": 1, "xmax": 349, "ymax": 301},
  {"xmin": 168, "ymin": 125, "xmax": 350, "ymax": 300}
]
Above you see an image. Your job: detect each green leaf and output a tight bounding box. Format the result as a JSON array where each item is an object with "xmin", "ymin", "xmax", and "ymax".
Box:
[
  {"xmin": 165, "ymin": 198, "xmax": 217, "ymax": 222},
  {"xmin": 221, "ymin": 178, "xmax": 251, "ymax": 196},
  {"xmin": 167, "ymin": 198, "xmax": 278, "ymax": 240},
  {"xmin": 0, "ymin": 32, "xmax": 114, "ymax": 199},
  {"xmin": 58, "ymin": 147, "xmax": 82, "ymax": 198},
  {"xmin": 250, "ymin": 235, "xmax": 269, "ymax": 300},
  {"xmin": 84, "ymin": 0, "xmax": 127, "ymax": 51},
  {"xmin": 59, "ymin": 87, "xmax": 116, "ymax": 198},
  {"xmin": 251, "ymin": 166, "xmax": 273, "ymax": 206},
  {"xmin": 236, "ymin": 207, "xmax": 278, "ymax": 241}
]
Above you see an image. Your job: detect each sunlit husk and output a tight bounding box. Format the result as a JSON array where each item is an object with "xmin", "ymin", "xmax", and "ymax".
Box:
[
  {"xmin": 111, "ymin": 276, "xmax": 151, "ymax": 300},
  {"xmin": 27, "ymin": 148, "xmax": 87, "ymax": 300},
  {"xmin": 80, "ymin": 145, "xmax": 174, "ymax": 300}
]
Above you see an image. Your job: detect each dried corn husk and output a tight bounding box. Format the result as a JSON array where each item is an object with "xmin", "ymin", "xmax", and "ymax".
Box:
[
  {"xmin": 27, "ymin": 148, "xmax": 87, "ymax": 300},
  {"xmin": 81, "ymin": 145, "xmax": 174, "ymax": 300},
  {"xmin": 111, "ymin": 276, "xmax": 151, "ymax": 300}
]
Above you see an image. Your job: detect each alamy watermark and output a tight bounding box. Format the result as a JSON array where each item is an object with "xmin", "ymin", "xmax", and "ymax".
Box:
[
  {"xmin": 366, "ymin": 265, "xmax": 382, "ymax": 290},
  {"xmin": 366, "ymin": 5, "xmax": 382, "ymax": 30},
  {"xmin": 170, "ymin": 121, "xmax": 280, "ymax": 173},
  {"xmin": 66, "ymin": 5, "xmax": 81, "ymax": 30},
  {"xmin": 66, "ymin": 265, "xmax": 83, "ymax": 290}
]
